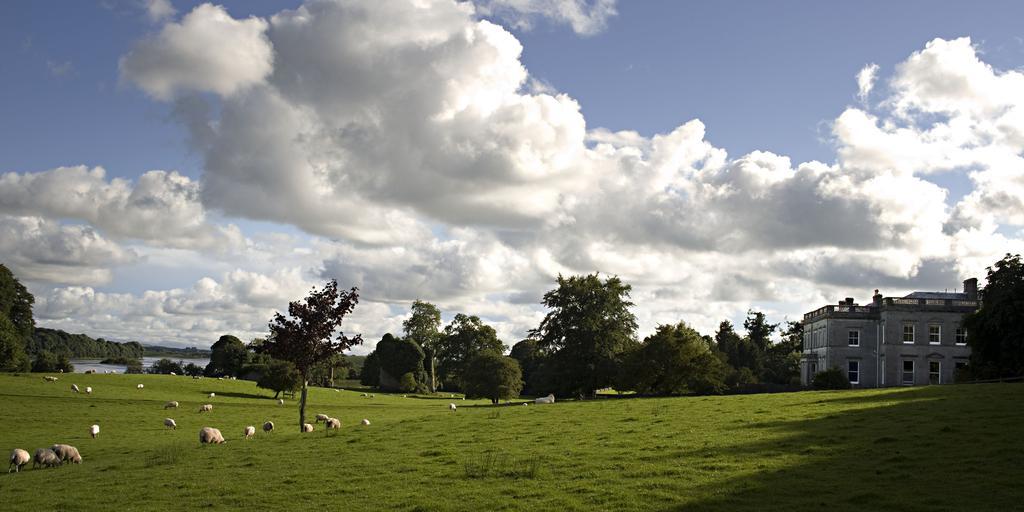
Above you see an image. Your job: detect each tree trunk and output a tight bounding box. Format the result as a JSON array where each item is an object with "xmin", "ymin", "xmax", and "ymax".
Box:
[
  {"xmin": 329, "ymin": 366, "xmax": 335, "ymax": 388},
  {"xmin": 274, "ymin": 390, "xmax": 280, "ymax": 399},
  {"xmin": 299, "ymin": 378, "xmax": 309, "ymax": 432},
  {"xmin": 429, "ymin": 356, "xmax": 437, "ymax": 393}
]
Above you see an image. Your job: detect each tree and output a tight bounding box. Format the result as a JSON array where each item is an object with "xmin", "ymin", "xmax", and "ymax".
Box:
[
  {"xmin": 0, "ymin": 315, "xmax": 30, "ymax": 372},
  {"xmin": 125, "ymin": 358, "xmax": 144, "ymax": 374},
  {"xmin": 761, "ymin": 321, "xmax": 802, "ymax": 386},
  {"xmin": 532, "ymin": 274, "xmax": 638, "ymax": 398},
  {"xmin": 258, "ymin": 280, "xmax": 362, "ymax": 432},
  {"xmin": 617, "ymin": 322, "xmax": 728, "ymax": 396},
  {"xmin": 964, "ymin": 254, "xmax": 1024, "ymax": 378},
  {"xmin": 437, "ymin": 314, "xmax": 505, "ymax": 390},
  {"xmin": 360, "ymin": 351, "xmax": 381, "ymax": 387},
  {"xmin": 743, "ymin": 310, "xmax": 778, "ymax": 353},
  {"xmin": 149, "ymin": 358, "xmax": 184, "ymax": 375},
  {"xmin": 206, "ymin": 334, "xmax": 249, "ymax": 377},
  {"xmin": 403, "ymin": 300, "xmax": 442, "ymax": 392},
  {"xmin": 31, "ymin": 350, "xmax": 73, "ymax": 373},
  {"xmin": 715, "ymin": 320, "xmax": 761, "ymax": 376},
  {"xmin": 509, "ymin": 338, "xmax": 543, "ymax": 395},
  {"xmin": 462, "ymin": 352, "xmax": 523, "ymax": 404},
  {"xmin": 257, "ymin": 359, "xmax": 301, "ymax": 398},
  {"xmin": 183, "ymin": 362, "xmax": 204, "ymax": 377},
  {"xmin": 375, "ymin": 333, "xmax": 427, "ymax": 392},
  {"xmin": 0, "ymin": 265, "xmax": 33, "ymax": 372}
]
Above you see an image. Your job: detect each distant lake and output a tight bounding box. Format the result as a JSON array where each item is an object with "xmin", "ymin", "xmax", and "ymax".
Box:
[{"xmin": 70, "ymin": 356, "xmax": 210, "ymax": 374}]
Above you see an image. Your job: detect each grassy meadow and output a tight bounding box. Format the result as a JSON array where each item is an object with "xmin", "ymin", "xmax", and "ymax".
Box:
[{"xmin": 1, "ymin": 373, "xmax": 1022, "ymax": 511}]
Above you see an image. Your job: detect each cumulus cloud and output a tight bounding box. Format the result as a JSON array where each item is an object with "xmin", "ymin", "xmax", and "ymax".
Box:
[
  {"xmin": 476, "ymin": 0, "xmax": 618, "ymax": 35},
  {"xmin": 856, "ymin": 63, "xmax": 879, "ymax": 103},
  {"xmin": 120, "ymin": 3, "xmax": 272, "ymax": 99},
  {"xmin": 143, "ymin": 0, "xmax": 176, "ymax": 23},
  {"xmin": 0, "ymin": 216, "xmax": 138, "ymax": 286}
]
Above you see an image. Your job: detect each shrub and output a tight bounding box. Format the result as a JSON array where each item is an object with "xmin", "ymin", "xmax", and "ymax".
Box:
[
  {"xmin": 813, "ymin": 367, "xmax": 851, "ymax": 390},
  {"xmin": 125, "ymin": 358, "xmax": 144, "ymax": 374}
]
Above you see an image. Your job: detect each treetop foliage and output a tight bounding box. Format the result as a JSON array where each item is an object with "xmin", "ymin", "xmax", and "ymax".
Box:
[{"xmin": 261, "ymin": 280, "xmax": 362, "ymax": 374}]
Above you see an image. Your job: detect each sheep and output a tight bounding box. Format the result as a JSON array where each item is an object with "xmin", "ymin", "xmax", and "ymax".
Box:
[
  {"xmin": 208, "ymin": 392, "xmax": 215, "ymax": 398},
  {"xmin": 164, "ymin": 401, "xmax": 179, "ymax": 409},
  {"xmin": 137, "ymin": 384, "xmax": 144, "ymax": 390},
  {"xmin": 169, "ymin": 372, "xmax": 176, "ymax": 376},
  {"xmin": 43, "ymin": 376, "xmax": 57, "ymax": 382},
  {"xmin": 302, "ymin": 423, "xmax": 314, "ymax": 433},
  {"xmin": 33, "ymin": 448, "xmax": 60, "ymax": 469},
  {"xmin": 164, "ymin": 418, "xmax": 177, "ymax": 430},
  {"xmin": 198, "ymin": 404, "xmax": 213, "ymax": 413},
  {"xmin": 277, "ymin": 399, "xmax": 284, "ymax": 406},
  {"xmin": 534, "ymin": 393, "xmax": 555, "ymax": 404},
  {"xmin": 192, "ymin": 375, "xmax": 200, "ymax": 380},
  {"xmin": 71, "ymin": 384, "xmax": 80, "ymax": 393},
  {"xmin": 50, "ymin": 444, "xmax": 81, "ymax": 464},
  {"xmin": 89, "ymin": 424, "xmax": 99, "ymax": 439},
  {"xmin": 360, "ymin": 393, "xmax": 367, "ymax": 397},
  {"xmin": 369, "ymin": 394, "xmax": 375, "ymax": 398},
  {"xmin": 9, "ymin": 449, "xmax": 29, "ymax": 473},
  {"xmin": 449, "ymin": 403, "xmax": 457, "ymax": 412},
  {"xmin": 522, "ymin": 402, "xmax": 528, "ymax": 406},
  {"xmin": 315, "ymin": 414, "xmax": 329, "ymax": 423},
  {"xmin": 262, "ymin": 421, "xmax": 274, "ymax": 434},
  {"xmin": 243, "ymin": 426, "xmax": 256, "ymax": 439},
  {"xmin": 361, "ymin": 419, "xmax": 370, "ymax": 426},
  {"xmin": 199, "ymin": 427, "xmax": 225, "ymax": 444},
  {"xmin": 85, "ymin": 386, "xmax": 92, "ymax": 395},
  {"xmin": 325, "ymin": 418, "xmax": 341, "ymax": 430}
]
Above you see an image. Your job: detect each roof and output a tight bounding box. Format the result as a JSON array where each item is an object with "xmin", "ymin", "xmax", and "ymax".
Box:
[{"xmin": 903, "ymin": 291, "xmax": 968, "ymax": 300}]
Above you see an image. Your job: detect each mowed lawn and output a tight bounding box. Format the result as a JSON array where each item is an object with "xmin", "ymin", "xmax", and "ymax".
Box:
[{"xmin": 1, "ymin": 374, "xmax": 1022, "ymax": 511}]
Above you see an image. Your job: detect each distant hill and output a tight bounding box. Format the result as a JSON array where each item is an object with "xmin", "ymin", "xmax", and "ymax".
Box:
[
  {"xmin": 28, "ymin": 328, "xmax": 145, "ymax": 359},
  {"xmin": 142, "ymin": 344, "xmax": 211, "ymax": 358}
]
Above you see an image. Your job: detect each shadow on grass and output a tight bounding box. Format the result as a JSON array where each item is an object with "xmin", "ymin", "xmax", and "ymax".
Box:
[{"xmin": 661, "ymin": 383, "xmax": 1024, "ymax": 512}]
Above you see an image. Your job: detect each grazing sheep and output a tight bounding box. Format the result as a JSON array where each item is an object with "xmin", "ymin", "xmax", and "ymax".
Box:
[
  {"xmin": 85, "ymin": 386, "xmax": 92, "ymax": 395},
  {"xmin": 164, "ymin": 401, "xmax": 179, "ymax": 409},
  {"xmin": 208, "ymin": 392, "xmax": 215, "ymax": 398},
  {"xmin": 360, "ymin": 393, "xmax": 367, "ymax": 397},
  {"xmin": 277, "ymin": 399, "xmax": 284, "ymax": 405},
  {"xmin": 198, "ymin": 404, "xmax": 213, "ymax": 413},
  {"xmin": 449, "ymin": 403, "xmax": 457, "ymax": 412},
  {"xmin": 192, "ymin": 375, "xmax": 200, "ymax": 380},
  {"xmin": 243, "ymin": 426, "xmax": 256, "ymax": 439},
  {"xmin": 217, "ymin": 377, "xmax": 223, "ymax": 381},
  {"xmin": 169, "ymin": 372, "xmax": 176, "ymax": 376},
  {"xmin": 71, "ymin": 384, "xmax": 80, "ymax": 393},
  {"xmin": 89, "ymin": 424, "xmax": 99, "ymax": 439},
  {"xmin": 325, "ymin": 418, "xmax": 341, "ymax": 430},
  {"xmin": 262, "ymin": 421, "xmax": 274, "ymax": 434},
  {"xmin": 315, "ymin": 414, "xmax": 329, "ymax": 423},
  {"xmin": 199, "ymin": 427, "xmax": 225, "ymax": 444},
  {"xmin": 522, "ymin": 402, "xmax": 528, "ymax": 406},
  {"xmin": 535, "ymin": 393, "xmax": 555, "ymax": 404},
  {"xmin": 137, "ymin": 384, "xmax": 144, "ymax": 390},
  {"xmin": 33, "ymin": 449, "xmax": 60, "ymax": 469},
  {"xmin": 302, "ymin": 423, "xmax": 314, "ymax": 433},
  {"xmin": 164, "ymin": 418, "xmax": 177, "ymax": 430},
  {"xmin": 9, "ymin": 449, "xmax": 29, "ymax": 473},
  {"xmin": 369, "ymin": 394, "xmax": 375, "ymax": 398},
  {"xmin": 361, "ymin": 419, "xmax": 370, "ymax": 426},
  {"xmin": 50, "ymin": 444, "xmax": 82, "ymax": 464},
  {"xmin": 43, "ymin": 376, "xmax": 57, "ymax": 382},
  {"xmin": 461, "ymin": 397, "xmax": 465, "ymax": 401}
]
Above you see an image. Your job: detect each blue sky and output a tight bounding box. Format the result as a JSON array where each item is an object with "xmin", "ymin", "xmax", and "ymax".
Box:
[{"xmin": 1, "ymin": 0, "xmax": 1022, "ymax": 347}]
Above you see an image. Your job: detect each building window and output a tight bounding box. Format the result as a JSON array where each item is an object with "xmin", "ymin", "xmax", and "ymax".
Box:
[
  {"xmin": 929, "ymin": 361, "xmax": 941, "ymax": 385},
  {"xmin": 929, "ymin": 324, "xmax": 941, "ymax": 345},
  {"xmin": 955, "ymin": 328, "xmax": 967, "ymax": 345},
  {"xmin": 848, "ymin": 361, "xmax": 860, "ymax": 385},
  {"xmin": 809, "ymin": 362, "xmax": 817, "ymax": 377},
  {"xmin": 848, "ymin": 330, "xmax": 860, "ymax": 347},
  {"xmin": 902, "ymin": 360, "xmax": 914, "ymax": 385},
  {"xmin": 902, "ymin": 324, "xmax": 915, "ymax": 344}
]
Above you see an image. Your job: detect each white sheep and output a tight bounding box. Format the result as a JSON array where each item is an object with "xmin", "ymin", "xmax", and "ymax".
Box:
[
  {"xmin": 534, "ymin": 393, "xmax": 555, "ymax": 404},
  {"xmin": 199, "ymin": 427, "xmax": 225, "ymax": 444},
  {"xmin": 243, "ymin": 426, "xmax": 256, "ymax": 439},
  {"xmin": 369, "ymin": 394, "xmax": 375, "ymax": 398},
  {"xmin": 169, "ymin": 372, "xmax": 176, "ymax": 376},
  {"xmin": 360, "ymin": 393, "xmax": 367, "ymax": 397},
  {"xmin": 302, "ymin": 423, "xmax": 314, "ymax": 433},
  {"xmin": 522, "ymin": 402, "xmax": 528, "ymax": 406},
  {"xmin": 85, "ymin": 386, "xmax": 92, "ymax": 395},
  {"xmin": 325, "ymin": 418, "xmax": 341, "ymax": 430},
  {"xmin": 9, "ymin": 449, "xmax": 29, "ymax": 473},
  {"xmin": 43, "ymin": 376, "xmax": 57, "ymax": 382},
  {"xmin": 449, "ymin": 403, "xmax": 457, "ymax": 412},
  {"xmin": 198, "ymin": 404, "xmax": 213, "ymax": 413},
  {"xmin": 89, "ymin": 424, "xmax": 99, "ymax": 439},
  {"xmin": 361, "ymin": 419, "xmax": 370, "ymax": 426},
  {"xmin": 164, "ymin": 401, "xmax": 179, "ymax": 409},
  {"xmin": 277, "ymin": 399, "xmax": 284, "ymax": 405},
  {"xmin": 33, "ymin": 448, "xmax": 60, "ymax": 469},
  {"xmin": 71, "ymin": 384, "xmax": 80, "ymax": 393},
  {"xmin": 164, "ymin": 418, "xmax": 177, "ymax": 430},
  {"xmin": 262, "ymin": 421, "xmax": 274, "ymax": 434},
  {"xmin": 315, "ymin": 414, "xmax": 329, "ymax": 423},
  {"xmin": 50, "ymin": 444, "xmax": 82, "ymax": 464},
  {"xmin": 208, "ymin": 392, "xmax": 215, "ymax": 398},
  {"xmin": 137, "ymin": 384, "xmax": 144, "ymax": 390}
]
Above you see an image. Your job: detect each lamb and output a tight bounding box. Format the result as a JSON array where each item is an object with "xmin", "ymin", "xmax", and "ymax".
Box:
[
  {"xmin": 71, "ymin": 384, "xmax": 80, "ymax": 393},
  {"xmin": 325, "ymin": 418, "xmax": 341, "ymax": 430},
  {"xmin": 89, "ymin": 424, "xmax": 99, "ymax": 439},
  {"xmin": 449, "ymin": 403, "xmax": 457, "ymax": 412},
  {"xmin": 208, "ymin": 392, "xmax": 215, "ymax": 398},
  {"xmin": 50, "ymin": 444, "xmax": 82, "ymax": 464},
  {"xmin": 262, "ymin": 421, "xmax": 274, "ymax": 434},
  {"xmin": 85, "ymin": 386, "xmax": 92, "ymax": 395},
  {"xmin": 243, "ymin": 426, "xmax": 256, "ymax": 439},
  {"xmin": 9, "ymin": 449, "xmax": 29, "ymax": 473},
  {"xmin": 315, "ymin": 414, "xmax": 329, "ymax": 423},
  {"xmin": 164, "ymin": 401, "xmax": 179, "ymax": 409},
  {"xmin": 33, "ymin": 448, "xmax": 60, "ymax": 469},
  {"xmin": 199, "ymin": 427, "xmax": 225, "ymax": 444},
  {"xmin": 277, "ymin": 399, "xmax": 284, "ymax": 405},
  {"xmin": 302, "ymin": 423, "xmax": 314, "ymax": 433},
  {"xmin": 198, "ymin": 404, "xmax": 213, "ymax": 413},
  {"xmin": 534, "ymin": 393, "xmax": 555, "ymax": 404},
  {"xmin": 164, "ymin": 418, "xmax": 177, "ymax": 430},
  {"xmin": 137, "ymin": 384, "xmax": 144, "ymax": 390},
  {"xmin": 361, "ymin": 419, "xmax": 370, "ymax": 426}
]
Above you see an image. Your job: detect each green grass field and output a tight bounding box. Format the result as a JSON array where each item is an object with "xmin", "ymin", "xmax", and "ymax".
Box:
[{"xmin": 1, "ymin": 373, "xmax": 1021, "ymax": 511}]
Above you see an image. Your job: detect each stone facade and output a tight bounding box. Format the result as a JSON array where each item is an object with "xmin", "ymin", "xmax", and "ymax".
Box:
[{"xmin": 801, "ymin": 279, "xmax": 979, "ymax": 388}]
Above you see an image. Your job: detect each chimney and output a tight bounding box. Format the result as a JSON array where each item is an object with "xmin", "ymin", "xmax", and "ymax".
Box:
[
  {"xmin": 872, "ymin": 289, "xmax": 882, "ymax": 306},
  {"xmin": 964, "ymin": 278, "xmax": 978, "ymax": 300},
  {"xmin": 844, "ymin": 297, "xmax": 854, "ymax": 305}
]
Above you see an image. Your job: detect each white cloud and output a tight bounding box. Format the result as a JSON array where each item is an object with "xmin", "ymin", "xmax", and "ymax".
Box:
[
  {"xmin": 120, "ymin": 3, "xmax": 272, "ymax": 99},
  {"xmin": 143, "ymin": 0, "xmax": 176, "ymax": 23},
  {"xmin": 477, "ymin": 0, "xmax": 618, "ymax": 35},
  {"xmin": 856, "ymin": 63, "xmax": 879, "ymax": 103},
  {"xmin": 0, "ymin": 217, "xmax": 138, "ymax": 286}
]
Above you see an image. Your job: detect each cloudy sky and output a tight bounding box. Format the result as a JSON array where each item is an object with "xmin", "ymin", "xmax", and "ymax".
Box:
[{"xmin": 2, "ymin": 0, "xmax": 1023, "ymax": 351}]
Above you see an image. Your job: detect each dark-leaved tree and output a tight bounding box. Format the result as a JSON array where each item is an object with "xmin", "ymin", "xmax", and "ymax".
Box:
[
  {"xmin": 462, "ymin": 352, "xmax": 523, "ymax": 404},
  {"xmin": 257, "ymin": 359, "xmax": 301, "ymax": 399},
  {"xmin": 509, "ymin": 338, "xmax": 543, "ymax": 395},
  {"xmin": 964, "ymin": 254, "xmax": 1024, "ymax": 379},
  {"xmin": 437, "ymin": 314, "xmax": 504, "ymax": 391},
  {"xmin": 205, "ymin": 335, "xmax": 249, "ymax": 377},
  {"xmin": 0, "ymin": 264, "xmax": 33, "ymax": 372},
  {"xmin": 375, "ymin": 333, "xmax": 427, "ymax": 392},
  {"xmin": 148, "ymin": 358, "xmax": 184, "ymax": 375},
  {"xmin": 258, "ymin": 280, "xmax": 362, "ymax": 431},
  {"xmin": 617, "ymin": 322, "xmax": 728, "ymax": 396}
]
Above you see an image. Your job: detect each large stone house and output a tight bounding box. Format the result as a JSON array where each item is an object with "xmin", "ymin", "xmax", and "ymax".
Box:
[{"xmin": 801, "ymin": 278, "xmax": 979, "ymax": 388}]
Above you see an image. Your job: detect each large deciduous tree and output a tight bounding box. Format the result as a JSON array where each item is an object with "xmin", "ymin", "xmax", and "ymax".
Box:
[
  {"xmin": 205, "ymin": 334, "xmax": 249, "ymax": 377},
  {"xmin": 0, "ymin": 264, "xmax": 33, "ymax": 372},
  {"xmin": 259, "ymin": 280, "xmax": 362, "ymax": 431},
  {"xmin": 617, "ymin": 322, "xmax": 728, "ymax": 396},
  {"xmin": 375, "ymin": 333, "xmax": 427, "ymax": 392},
  {"xmin": 462, "ymin": 352, "xmax": 523, "ymax": 404},
  {"xmin": 257, "ymin": 359, "xmax": 301, "ymax": 399},
  {"xmin": 531, "ymin": 273, "xmax": 638, "ymax": 398},
  {"xmin": 964, "ymin": 254, "xmax": 1024, "ymax": 379},
  {"xmin": 509, "ymin": 338, "xmax": 543, "ymax": 395},
  {"xmin": 403, "ymin": 301, "xmax": 442, "ymax": 392},
  {"xmin": 437, "ymin": 314, "xmax": 504, "ymax": 390}
]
